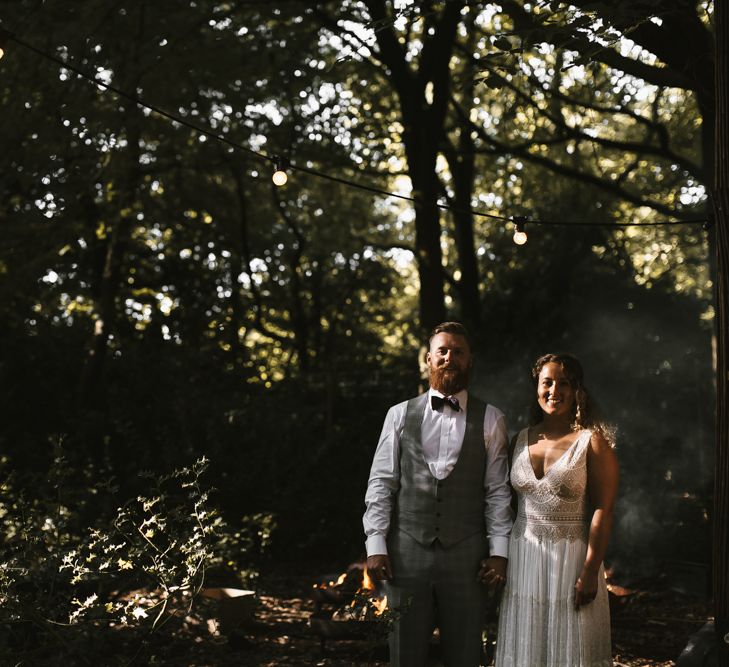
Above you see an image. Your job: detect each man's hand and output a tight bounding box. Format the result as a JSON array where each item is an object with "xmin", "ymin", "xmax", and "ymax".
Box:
[
  {"xmin": 478, "ymin": 556, "xmax": 507, "ymax": 590},
  {"xmin": 366, "ymin": 554, "xmax": 393, "ymax": 582}
]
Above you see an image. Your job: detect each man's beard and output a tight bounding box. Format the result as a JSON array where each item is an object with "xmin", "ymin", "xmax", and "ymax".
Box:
[{"xmin": 429, "ymin": 365, "xmax": 470, "ymax": 396}]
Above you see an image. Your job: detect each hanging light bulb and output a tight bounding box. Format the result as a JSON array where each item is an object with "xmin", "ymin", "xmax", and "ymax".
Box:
[
  {"xmin": 0, "ymin": 28, "xmax": 11, "ymax": 60},
  {"xmin": 272, "ymin": 167, "xmax": 288, "ymax": 186},
  {"xmin": 512, "ymin": 216, "xmax": 528, "ymax": 245},
  {"xmin": 271, "ymin": 156, "xmax": 288, "ymax": 186}
]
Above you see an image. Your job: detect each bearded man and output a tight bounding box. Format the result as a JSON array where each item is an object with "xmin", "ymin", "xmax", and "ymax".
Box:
[{"xmin": 363, "ymin": 321, "xmax": 513, "ymax": 667}]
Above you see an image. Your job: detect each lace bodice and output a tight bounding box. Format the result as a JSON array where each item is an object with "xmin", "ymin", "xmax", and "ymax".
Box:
[{"xmin": 510, "ymin": 428, "xmax": 592, "ymax": 541}]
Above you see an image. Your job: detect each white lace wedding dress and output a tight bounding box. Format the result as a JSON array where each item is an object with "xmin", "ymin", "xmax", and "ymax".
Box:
[{"xmin": 495, "ymin": 428, "xmax": 612, "ymax": 666}]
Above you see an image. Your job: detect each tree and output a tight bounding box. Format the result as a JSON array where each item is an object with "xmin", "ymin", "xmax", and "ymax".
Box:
[
  {"xmin": 712, "ymin": 0, "xmax": 729, "ymax": 660},
  {"xmin": 308, "ymin": 1, "xmax": 712, "ymax": 333}
]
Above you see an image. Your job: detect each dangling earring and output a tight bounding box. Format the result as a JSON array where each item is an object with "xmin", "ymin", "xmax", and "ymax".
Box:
[{"xmin": 575, "ymin": 389, "xmax": 584, "ymax": 425}]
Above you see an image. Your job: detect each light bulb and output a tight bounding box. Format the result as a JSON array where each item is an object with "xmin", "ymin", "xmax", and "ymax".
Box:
[
  {"xmin": 0, "ymin": 27, "xmax": 9, "ymax": 60},
  {"xmin": 272, "ymin": 168, "xmax": 288, "ymax": 186},
  {"xmin": 512, "ymin": 216, "xmax": 528, "ymax": 245}
]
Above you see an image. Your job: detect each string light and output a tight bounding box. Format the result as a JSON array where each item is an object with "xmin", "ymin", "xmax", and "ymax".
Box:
[
  {"xmin": 0, "ymin": 29, "xmax": 711, "ymax": 233},
  {"xmin": 512, "ymin": 216, "xmax": 528, "ymax": 245},
  {"xmin": 272, "ymin": 157, "xmax": 288, "ymax": 186}
]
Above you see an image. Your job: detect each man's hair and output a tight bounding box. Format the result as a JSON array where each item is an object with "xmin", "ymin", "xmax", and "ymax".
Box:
[{"xmin": 428, "ymin": 321, "xmax": 471, "ymax": 349}]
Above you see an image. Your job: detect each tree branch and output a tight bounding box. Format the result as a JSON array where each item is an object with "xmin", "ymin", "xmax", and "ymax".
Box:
[
  {"xmin": 450, "ymin": 97, "xmax": 677, "ymax": 216},
  {"xmin": 309, "ymin": 6, "xmax": 389, "ymax": 76},
  {"xmin": 498, "ymin": 0, "xmax": 699, "ymax": 91},
  {"xmin": 472, "ymin": 64, "xmax": 702, "ymax": 179}
]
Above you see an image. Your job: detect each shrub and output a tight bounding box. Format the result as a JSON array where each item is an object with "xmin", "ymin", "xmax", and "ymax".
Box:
[{"xmin": 0, "ymin": 447, "xmax": 270, "ymax": 663}]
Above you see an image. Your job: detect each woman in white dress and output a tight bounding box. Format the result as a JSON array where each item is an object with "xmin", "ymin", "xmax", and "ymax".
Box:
[{"xmin": 494, "ymin": 353, "xmax": 618, "ymax": 667}]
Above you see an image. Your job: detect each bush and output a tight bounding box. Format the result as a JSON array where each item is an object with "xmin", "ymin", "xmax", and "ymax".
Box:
[{"xmin": 0, "ymin": 447, "xmax": 271, "ymax": 663}]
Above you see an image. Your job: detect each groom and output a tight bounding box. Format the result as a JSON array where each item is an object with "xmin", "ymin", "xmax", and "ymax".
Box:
[{"xmin": 363, "ymin": 321, "xmax": 513, "ymax": 667}]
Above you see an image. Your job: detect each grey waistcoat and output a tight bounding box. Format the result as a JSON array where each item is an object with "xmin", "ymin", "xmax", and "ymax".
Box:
[{"xmin": 392, "ymin": 392, "xmax": 487, "ymax": 549}]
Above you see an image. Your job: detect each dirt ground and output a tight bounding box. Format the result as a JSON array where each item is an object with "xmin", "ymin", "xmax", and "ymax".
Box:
[{"xmin": 165, "ymin": 574, "xmax": 712, "ymax": 667}]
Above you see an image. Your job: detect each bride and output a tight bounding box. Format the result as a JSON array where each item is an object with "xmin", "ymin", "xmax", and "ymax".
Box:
[{"xmin": 494, "ymin": 353, "xmax": 618, "ymax": 666}]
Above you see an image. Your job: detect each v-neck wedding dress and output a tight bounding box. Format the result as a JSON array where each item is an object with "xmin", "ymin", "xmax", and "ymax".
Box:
[{"xmin": 494, "ymin": 428, "xmax": 612, "ymax": 666}]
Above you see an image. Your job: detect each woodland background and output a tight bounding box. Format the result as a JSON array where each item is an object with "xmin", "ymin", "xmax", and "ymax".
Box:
[{"xmin": 0, "ymin": 0, "xmax": 718, "ymax": 664}]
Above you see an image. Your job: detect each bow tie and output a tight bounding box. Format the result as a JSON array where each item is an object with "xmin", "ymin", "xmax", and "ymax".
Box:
[{"xmin": 431, "ymin": 395, "xmax": 461, "ymax": 412}]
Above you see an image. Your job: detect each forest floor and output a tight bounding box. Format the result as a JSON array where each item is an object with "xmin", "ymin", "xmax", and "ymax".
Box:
[
  {"xmin": 163, "ymin": 571, "xmax": 712, "ymax": 667},
  {"xmin": 18, "ymin": 571, "xmax": 710, "ymax": 666}
]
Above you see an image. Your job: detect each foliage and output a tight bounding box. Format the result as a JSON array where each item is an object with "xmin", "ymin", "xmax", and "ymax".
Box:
[
  {"xmin": 59, "ymin": 457, "xmax": 217, "ymax": 627},
  {"xmin": 209, "ymin": 512, "xmax": 277, "ymax": 589},
  {"xmin": 0, "ymin": 451, "xmax": 268, "ymax": 663}
]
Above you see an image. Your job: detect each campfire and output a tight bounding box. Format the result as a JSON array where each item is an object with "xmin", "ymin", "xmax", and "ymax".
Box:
[
  {"xmin": 604, "ymin": 567, "xmax": 637, "ymax": 616},
  {"xmin": 309, "ymin": 562, "xmax": 391, "ymax": 650}
]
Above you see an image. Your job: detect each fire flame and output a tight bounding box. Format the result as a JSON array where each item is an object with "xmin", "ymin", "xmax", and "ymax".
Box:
[
  {"xmin": 372, "ymin": 594, "xmax": 388, "ymax": 616},
  {"xmin": 313, "ymin": 571, "xmax": 348, "ymax": 589},
  {"xmin": 606, "ymin": 582, "xmax": 633, "ymax": 596},
  {"xmin": 604, "ymin": 567, "xmax": 633, "ymax": 597},
  {"xmin": 312, "ymin": 565, "xmax": 389, "ymax": 620},
  {"xmin": 360, "ymin": 568, "xmax": 387, "ymax": 616}
]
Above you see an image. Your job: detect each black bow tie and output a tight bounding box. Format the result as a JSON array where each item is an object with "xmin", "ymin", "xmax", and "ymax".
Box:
[{"xmin": 431, "ymin": 395, "xmax": 461, "ymax": 412}]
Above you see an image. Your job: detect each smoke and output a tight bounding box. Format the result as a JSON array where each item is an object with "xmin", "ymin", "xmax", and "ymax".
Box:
[{"xmin": 469, "ymin": 304, "xmax": 714, "ymax": 584}]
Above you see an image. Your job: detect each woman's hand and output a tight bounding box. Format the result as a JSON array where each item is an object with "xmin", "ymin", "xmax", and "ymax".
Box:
[{"xmin": 574, "ymin": 567, "xmax": 599, "ymax": 609}]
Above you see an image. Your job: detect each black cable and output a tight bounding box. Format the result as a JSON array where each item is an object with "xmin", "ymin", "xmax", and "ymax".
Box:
[{"xmin": 0, "ymin": 29, "xmax": 709, "ymax": 229}]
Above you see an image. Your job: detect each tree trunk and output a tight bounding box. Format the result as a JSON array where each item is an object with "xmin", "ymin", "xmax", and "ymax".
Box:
[
  {"xmin": 712, "ymin": 0, "xmax": 729, "ymax": 662},
  {"xmin": 272, "ymin": 183, "xmax": 310, "ymax": 371},
  {"xmin": 407, "ymin": 140, "xmax": 447, "ymax": 331},
  {"xmin": 363, "ymin": 0, "xmax": 465, "ymax": 332},
  {"xmin": 79, "ymin": 9, "xmax": 145, "ymax": 426},
  {"xmin": 446, "ymin": 25, "xmax": 481, "ymax": 330},
  {"xmin": 447, "ymin": 10, "xmax": 481, "ymax": 329}
]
